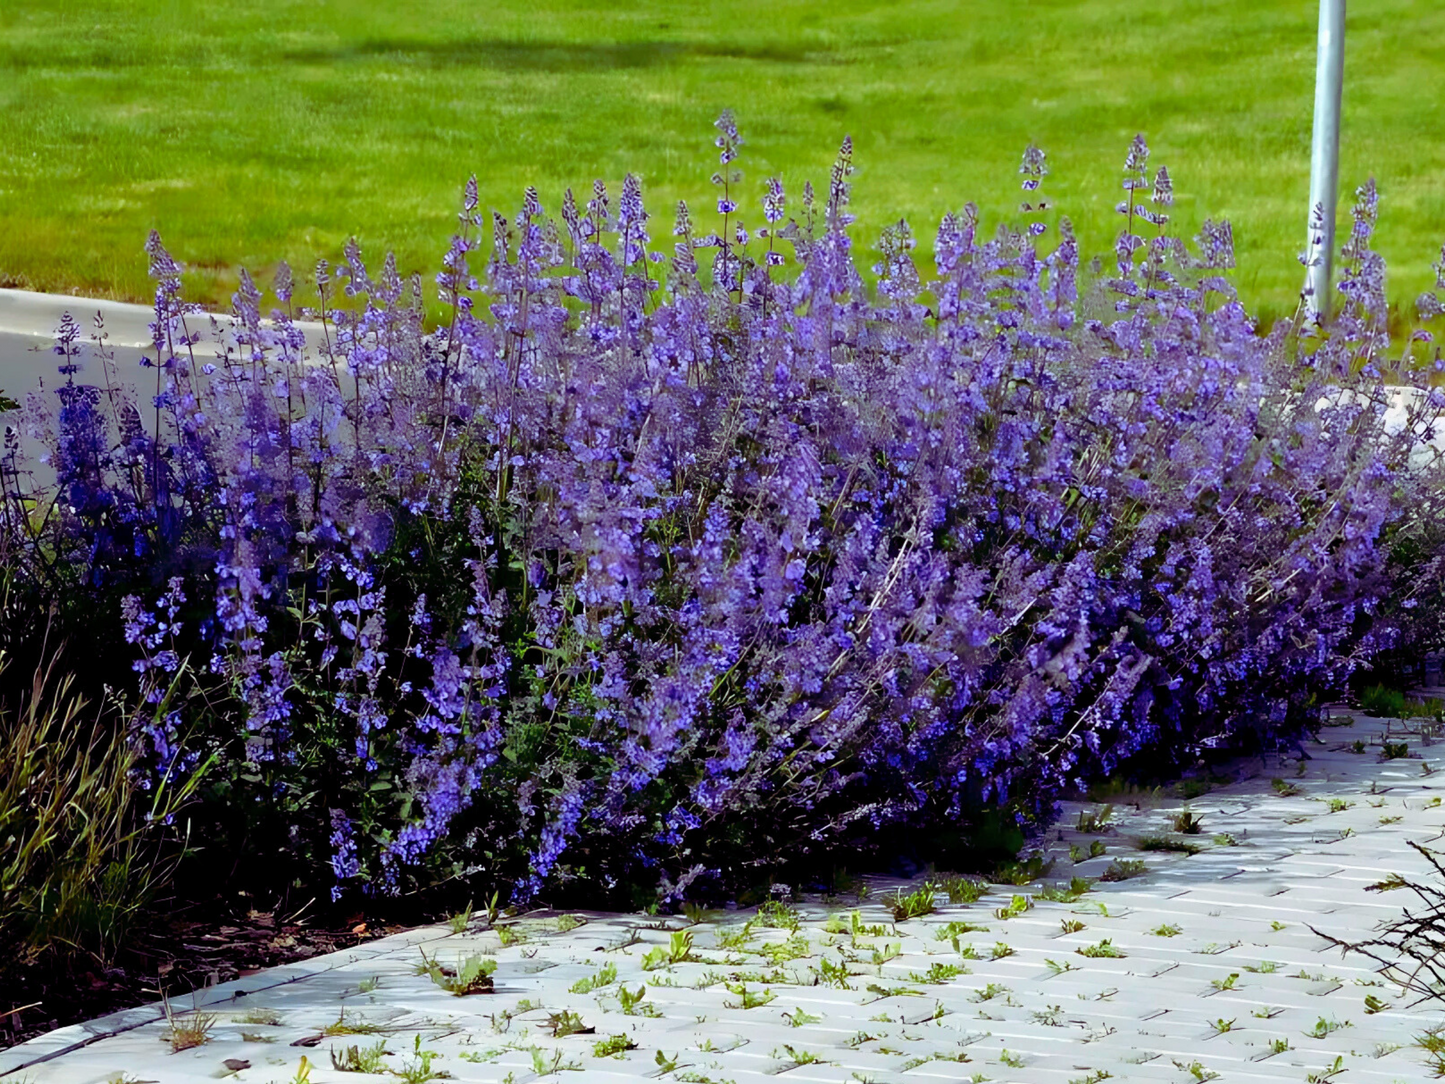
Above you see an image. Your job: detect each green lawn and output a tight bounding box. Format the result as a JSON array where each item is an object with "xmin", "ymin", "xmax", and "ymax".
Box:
[{"xmin": 1, "ymin": 0, "xmax": 1442, "ymax": 325}]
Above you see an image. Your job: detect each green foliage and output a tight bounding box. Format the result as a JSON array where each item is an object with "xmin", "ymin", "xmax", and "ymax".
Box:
[
  {"xmin": 1098, "ymin": 858, "xmax": 1148, "ymax": 882},
  {"xmin": 908, "ymin": 962, "xmax": 966, "ymax": 984},
  {"xmin": 592, "ymin": 1034, "xmax": 637, "ymax": 1058},
  {"xmin": 542, "ymin": 1010, "xmax": 591, "ymax": 1037},
  {"xmin": 331, "ymin": 1041, "xmax": 389, "ymax": 1073},
  {"xmin": 754, "ymin": 900, "xmax": 801, "ymax": 932},
  {"xmin": 993, "ymin": 894, "xmax": 1032, "ymax": 920},
  {"xmin": 616, "ymin": 984, "xmax": 656, "ymax": 1015},
  {"xmin": 940, "ymin": 876, "xmax": 988, "ymax": 903},
  {"xmin": 1136, "ymin": 836, "xmax": 1202, "ymax": 855},
  {"xmin": 642, "ymin": 930, "xmax": 695, "ymax": 970},
  {"xmin": 418, "ymin": 949, "xmax": 497, "ymax": 995},
  {"xmin": 818, "ymin": 956, "xmax": 853, "ymax": 989},
  {"xmin": 1076, "ymin": 806, "xmax": 1114, "ymax": 833},
  {"xmin": 1304, "ymin": 1016, "xmax": 1350, "ymax": 1039},
  {"xmin": 992, "ymin": 853, "xmax": 1055, "ymax": 884},
  {"xmin": 0, "ymin": 648, "xmax": 205, "ymax": 977},
  {"xmin": 1075, "ymin": 939, "xmax": 1125, "ymax": 958},
  {"xmin": 724, "ymin": 982, "xmax": 775, "ymax": 1009},
  {"xmin": 570, "ymin": 961, "xmax": 617, "ymax": 994},
  {"xmin": 1171, "ymin": 810, "xmax": 1203, "ymax": 834},
  {"xmin": 445, "ymin": 902, "xmax": 473, "ymax": 933},
  {"xmin": 888, "ymin": 884, "xmax": 937, "ymax": 922}
]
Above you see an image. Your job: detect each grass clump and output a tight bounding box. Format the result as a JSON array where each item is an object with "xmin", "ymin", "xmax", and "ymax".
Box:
[
  {"xmin": 1098, "ymin": 858, "xmax": 1148, "ymax": 882},
  {"xmin": 331, "ymin": 1041, "xmax": 388, "ymax": 1073},
  {"xmin": 1075, "ymin": 939, "xmax": 1126, "ymax": 958}
]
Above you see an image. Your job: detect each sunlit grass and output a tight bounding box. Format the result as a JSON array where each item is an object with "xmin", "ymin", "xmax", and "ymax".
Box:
[{"xmin": 1, "ymin": 0, "xmax": 1442, "ymax": 324}]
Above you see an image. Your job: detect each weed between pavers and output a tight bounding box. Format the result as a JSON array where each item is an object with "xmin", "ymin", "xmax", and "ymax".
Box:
[
  {"xmin": 569, "ymin": 960, "xmax": 617, "ymax": 993},
  {"xmin": 416, "ymin": 948, "xmax": 497, "ymax": 995},
  {"xmin": 1098, "ymin": 858, "xmax": 1148, "ymax": 881},
  {"xmin": 1075, "ymin": 939, "xmax": 1125, "ymax": 958},
  {"xmin": 592, "ymin": 1033, "xmax": 637, "ymax": 1057},
  {"xmin": 159, "ymin": 990, "xmax": 215, "ymax": 1053},
  {"xmin": 331, "ymin": 1040, "xmax": 388, "ymax": 1073}
]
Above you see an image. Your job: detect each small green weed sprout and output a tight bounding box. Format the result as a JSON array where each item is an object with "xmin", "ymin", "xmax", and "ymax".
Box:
[
  {"xmin": 1076, "ymin": 806, "xmax": 1114, "ymax": 833},
  {"xmin": 936, "ymin": 919, "xmax": 988, "ymax": 940},
  {"xmin": 1210, "ymin": 1018, "xmax": 1235, "ymax": 1034},
  {"xmin": 1211, "ymin": 833, "xmax": 1239, "ymax": 846},
  {"xmin": 617, "ymin": 984, "xmax": 659, "ymax": 1016},
  {"xmin": 1136, "ymin": 836, "xmax": 1202, "ymax": 855},
  {"xmin": 1150, "ymin": 923, "xmax": 1181, "ymax": 937},
  {"xmin": 395, "ymin": 1035, "xmax": 446, "ymax": 1084},
  {"xmin": 570, "ymin": 961, "xmax": 617, "ymax": 993},
  {"xmin": 1098, "ymin": 858, "xmax": 1148, "ymax": 882},
  {"xmin": 1044, "ymin": 957, "xmax": 1079, "ymax": 976},
  {"xmin": 1075, "ymin": 939, "xmax": 1125, "ymax": 958},
  {"xmin": 715, "ymin": 923, "xmax": 752, "ymax": 950},
  {"xmin": 1171, "ymin": 810, "xmax": 1203, "ymax": 834},
  {"xmin": 1209, "ymin": 973, "xmax": 1239, "ymax": 992},
  {"xmin": 888, "ymin": 884, "xmax": 937, "ymax": 922},
  {"xmin": 724, "ymin": 982, "xmax": 776, "ymax": 1009},
  {"xmin": 1061, "ymin": 918, "xmax": 1086, "ymax": 934},
  {"xmin": 1271, "ymin": 778, "xmax": 1302, "ymax": 797},
  {"xmin": 331, "ymin": 1041, "xmax": 388, "ymax": 1073},
  {"xmin": 1306, "ymin": 1055, "xmax": 1345, "ymax": 1083},
  {"xmin": 941, "ymin": 875, "xmax": 988, "ymax": 903},
  {"xmin": 1267, "ymin": 1038, "xmax": 1290, "ymax": 1055},
  {"xmin": 161, "ymin": 1009, "xmax": 216, "ymax": 1053},
  {"xmin": 992, "ymin": 853, "xmax": 1054, "ymax": 884},
  {"xmin": 990, "ymin": 942, "xmax": 1015, "ymax": 959},
  {"xmin": 1304, "ymin": 1016, "xmax": 1349, "ymax": 1039},
  {"xmin": 1363, "ymin": 993, "xmax": 1390, "ymax": 1014},
  {"xmin": 993, "ymin": 894, "xmax": 1032, "ymax": 920},
  {"xmin": 1171, "ymin": 1060, "xmax": 1219, "ymax": 1082},
  {"xmin": 755, "ymin": 899, "xmax": 801, "ymax": 931},
  {"xmin": 418, "ymin": 949, "xmax": 496, "ymax": 995},
  {"xmin": 445, "ymin": 901, "xmax": 472, "ymax": 933},
  {"xmin": 642, "ymin": 930, "xmax": 696, "ymax": 970},
  {"xmin": 998, "ymin": 1049, "xmax": 1024, "ymax": 1068},
  {"xmin": 909, "ymin": 962, "xmax": 966, "ymax": 983},
  {"xmin": 773, "ymin": 1044, "xmax": 825, "ymax": 1067},
  {"xmin": 784, "ymin": 1006, "xmax": 822, "ymax": 1026},
  {"xmin": 496, "ymin": 924, "xmax": 525, "ymax": 948},
  {"xmin": 593, "ymin": 1034, "xmax": 637, "ymax": 1057},
  {"xmin": 322, "ymin": 1008, "xmax": 385, "ymax": 1036},
  {"xmin": 542, "ymin": 1009, "xmax": 591, "ymax": 1037},
  {"xmin": 237, "ymin": 1007, "xmax": 283, "ymax": 1026},
  {"xmin": 819, "ymin": 955, "xmax": 853, "ymax": 988},
  {"xmin": 555, "ymin": 914, "xmax": 586, "ymax": 933},
  {"xmin": 530, "ymin": 1048, "xmax": 581, "ymax": 1076}
]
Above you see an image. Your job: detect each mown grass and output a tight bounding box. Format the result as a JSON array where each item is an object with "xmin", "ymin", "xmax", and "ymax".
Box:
[{"xmin": 0, "ymin": 0, "xmax": 1442, "ymax": 325}]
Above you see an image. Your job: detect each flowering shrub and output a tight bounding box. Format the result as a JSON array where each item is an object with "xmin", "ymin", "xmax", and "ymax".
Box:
[{"xmin": 4, "ymin": 114, "xmax": 1444, "ymax": 907}]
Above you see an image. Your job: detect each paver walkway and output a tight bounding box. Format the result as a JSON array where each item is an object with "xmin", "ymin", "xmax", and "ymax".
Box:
[{"xmin": 6, "ymin": 703, "xmax": 1445, "ymax": 1084}]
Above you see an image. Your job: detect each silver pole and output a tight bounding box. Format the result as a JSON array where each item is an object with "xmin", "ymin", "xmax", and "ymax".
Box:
[{"xmin": 1304, "ymin": 0, "xmax": 1345, "ymax": 323}]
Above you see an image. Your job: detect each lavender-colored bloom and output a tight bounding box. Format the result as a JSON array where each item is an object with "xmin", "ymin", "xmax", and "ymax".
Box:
[{"xmin": 7, "ymin": 111, "xmax": 1442, "ymax": 912}]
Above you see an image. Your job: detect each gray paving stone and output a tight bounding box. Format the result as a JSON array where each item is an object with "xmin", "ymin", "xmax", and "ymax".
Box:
[{"xmin": 11, "ymin": 710, "xmax": 1445, "ymax": 1083}]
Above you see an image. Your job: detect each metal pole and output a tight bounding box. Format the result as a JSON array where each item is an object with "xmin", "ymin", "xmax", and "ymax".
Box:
[{"xmin": 1304, "ymin": 0, "xmax": 1345, "ymax": 323}]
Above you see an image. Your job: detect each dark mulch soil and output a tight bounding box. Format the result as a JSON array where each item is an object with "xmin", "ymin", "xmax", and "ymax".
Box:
[{"xmin": 1, "ymin": 900, "xmax": 403, "ymax": 1051}]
